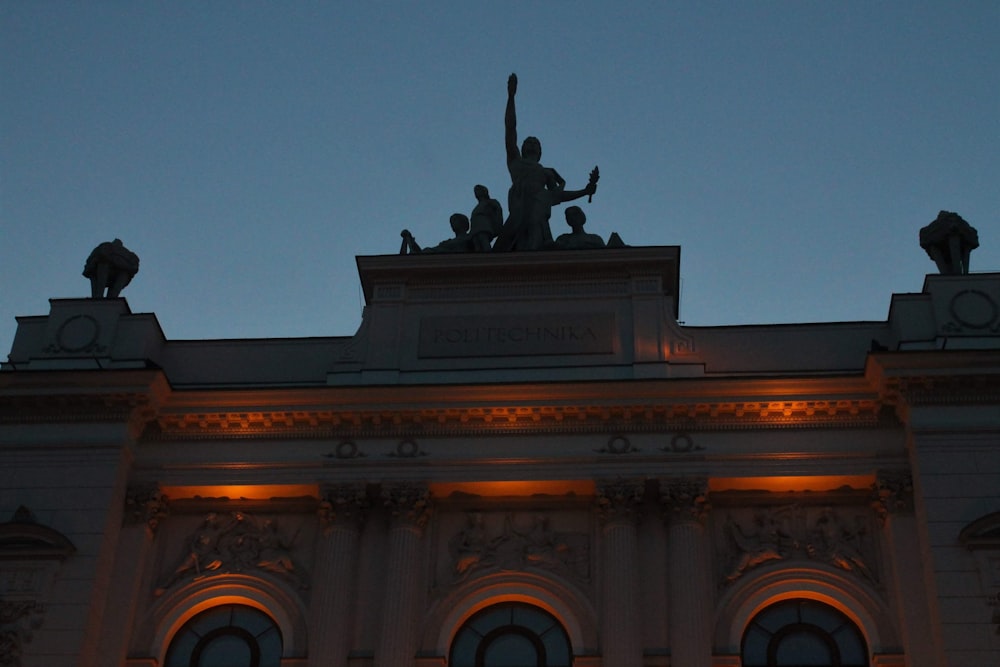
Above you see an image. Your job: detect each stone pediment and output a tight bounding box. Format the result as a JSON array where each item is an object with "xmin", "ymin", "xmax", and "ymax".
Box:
[{"xmin": 332, "ymin": 247, "xmax": 697, "ymax": 384}]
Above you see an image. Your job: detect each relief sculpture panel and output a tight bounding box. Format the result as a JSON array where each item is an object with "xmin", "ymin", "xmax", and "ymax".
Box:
[
  {"xmin": 155, "ymin": 511, "xmax": 310, "ymax": 596},
  {"xmin": 716, "ymin": 504, "xmax": 879, "ymax": 587},
  {"xmin": 436, "ymin": 510, "xmax": 590, "ymax": 587}
]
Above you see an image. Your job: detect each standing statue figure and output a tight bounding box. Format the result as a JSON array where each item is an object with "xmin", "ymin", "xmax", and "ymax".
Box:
[
  {"xmin": 469, "ymin": 185, "xmax": 503, "ymax": 252},
  {"xmin": 493, "ymin": 73, "xmax": 598, "ymax": 251},
  {"xmin": 83, "ymin": 238, "xmax": 139, "ymax": 298},
  {"xmin": 919, "ymin": 210, "xmax": 979, "ymax": 275}
]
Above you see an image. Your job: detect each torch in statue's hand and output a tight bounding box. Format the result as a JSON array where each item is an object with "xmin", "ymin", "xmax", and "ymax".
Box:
[{"xmin": 587, "ymin": 166, "xmax": 600, "ymax": 203}]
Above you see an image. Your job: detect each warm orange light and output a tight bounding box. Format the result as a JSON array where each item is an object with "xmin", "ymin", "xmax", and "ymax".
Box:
[
  {"xmin": 709, "ymin": 475, "xmax": 873, "ymax": 493},
  {"xmin": 430, "ymin": 480, "xmax": 595, "ymax": 498},
  {"xmin": 160, "ymin": 484, "xmax": 319, "ymax": 500}
]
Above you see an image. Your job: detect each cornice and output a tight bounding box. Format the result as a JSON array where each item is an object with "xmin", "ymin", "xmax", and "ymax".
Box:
[
  {"xmin": 866, "ymin": 351, "xmax": 1000, "ymax": 407},
  {"xmin": 148, "ymin": 377, "xmax": 888, "ymax": 440},
  {"xmin": 0, "ymin": 370, "xmax": 169, "ymax": 430}
]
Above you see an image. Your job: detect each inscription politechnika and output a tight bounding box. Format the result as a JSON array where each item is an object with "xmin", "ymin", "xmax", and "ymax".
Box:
[{"xmin": 418, "ymin": 314, "xmax": 615, "ymax": 358}]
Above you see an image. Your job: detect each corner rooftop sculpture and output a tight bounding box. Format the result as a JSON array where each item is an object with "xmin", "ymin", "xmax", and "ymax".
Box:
[
  {"xmin": 83, "ymin": 239, "xmax": 139, "ymax": 298},
  {"xmin": 919, "ymin": 211, "xmax": 979, "ymax": 275}
]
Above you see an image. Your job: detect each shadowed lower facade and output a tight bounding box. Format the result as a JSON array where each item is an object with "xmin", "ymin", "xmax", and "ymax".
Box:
[{"xmin": 2, "ymin": 247, "xmax": 999, "ymax": 667}]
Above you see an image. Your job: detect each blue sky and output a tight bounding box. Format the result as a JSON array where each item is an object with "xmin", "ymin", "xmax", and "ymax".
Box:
[{"xmin": 3, "ymin": 2, "xmax": 998, "ymax": 354}]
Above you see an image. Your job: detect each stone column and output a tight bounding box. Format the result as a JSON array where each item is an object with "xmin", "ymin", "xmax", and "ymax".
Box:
[
  {"xmin": 309, "ymin": 484, "xmax": 369, "ymax": 667},
  {"xmin": 596, "ymin": 479, "xmax": 645, "ymax": 667},
  {"xmin": 96, "ymin": 484, "xmax": 168, "ymax": 667},
  {"xmin": 873, "ymin": 471, "xmax": 946, "ymax": 667},
  {"xmin": 662, "ymin": 478, "xmax": 712, "ymax": 667},
  {"xmin": 373, "ymin": 483, "xmax": 431, "ymax": 667}
]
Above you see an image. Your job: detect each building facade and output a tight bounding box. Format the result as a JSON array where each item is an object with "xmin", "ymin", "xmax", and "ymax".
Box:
[{"xmin": 1, "ymin": 247, "xmax": 999, "ymax": 667}]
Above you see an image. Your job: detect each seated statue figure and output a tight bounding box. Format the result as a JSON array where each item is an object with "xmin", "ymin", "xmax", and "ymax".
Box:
[
  {"xmin": 919, "ymin": 210, "xmax": 979, "ymax": 275},
  {"xmin": 552, "ymin": 206, "xmax": 606, "ymax": 250},
  {"xmin": 83, "ymin": 238, "xmax": 140, "ymax": 298},
  {"xmin": 400, "ymin": 214, "xmax": 473, "ymax": 254}
]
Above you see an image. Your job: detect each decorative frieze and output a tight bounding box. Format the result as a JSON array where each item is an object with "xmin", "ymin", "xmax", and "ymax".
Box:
[
  {"xmin": 718, "ymin": 504, "xmax": 878, "ymax": 585},
  {"xmin": 155, "ymin": 512, "xmax": 306, "ymax": 595},
  {"xmin": 148, "ymin": 398, "xmax": 886, "ymax": 440},
  {"xmin": 446, "ymin": 511, "xmax": 589, "ymax": 583}
]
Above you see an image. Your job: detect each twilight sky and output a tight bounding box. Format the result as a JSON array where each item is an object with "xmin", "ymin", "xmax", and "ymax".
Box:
[{"xmin": 2, "ymin": 2, "xmax": 998, "ymax": 356}]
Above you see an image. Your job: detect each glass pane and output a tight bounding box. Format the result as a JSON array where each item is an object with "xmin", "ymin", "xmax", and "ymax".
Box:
[
  {"xmin": 165, "ymin": 632, "xmax": 199, "ymax": 667},
  {"xmin": 197, "ymin": 633, "xmax": 253, "ymax": 667},
  {"xmin": 231, "ymin": 606, "xmax": 274, "ymax": 638},
  {"xmin": 512, "ymin": 606, "xmax": 552, "ymax": 636},
  {"xmin": 540, "ymin": 626, "xmax": 570, "ymax": 666},
  {"xmin": 469, "ymin": 607, "xmax": 511, "ymax": 636},
  {"xmin": 190, "ymin": 607, "xmax": 230, "ymax": 636},
  {"xmin": 799, "ymin": 601, "xmax": 841, "ymax": 632},
  {"xmin": 741, "ymin": 625, "xmax": 771, "ymax": 664},
  {"xmin": 756, "ymin": 604, "xmax": 798, "ymax": 633},
  {"xmin": 450, "ymin": 629, "xmax": 480, "ymax": 667},
  {"xmin": 774, "ymin": 629, "xmax": 834, "ymax": 665},
  {"xmin": 483, "ymin": 632, "xmax": 539, "ymax": 667},
  {"xmin": 257, "ymin": 626, "xmax": 283, "ymax": 667},
  {"xmin": 833, "ymin": 626, "xmax": 867, "ymax": 664}
]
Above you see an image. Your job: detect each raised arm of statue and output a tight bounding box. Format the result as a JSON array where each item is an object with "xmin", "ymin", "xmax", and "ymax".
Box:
[
  {"xmin": 505, "ymin": 73, "xmax": 519, "ymax": 163},
  {"xmin": 553, "ymin": 167, "xmax": 598, "ymax": 205}
]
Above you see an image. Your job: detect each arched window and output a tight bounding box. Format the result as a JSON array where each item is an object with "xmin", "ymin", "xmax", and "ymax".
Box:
[
  {"xmin": 741, "ymin": 599, "xmax": 868, "ymax": 667},
  {"xmin": 165, "ymin": 604, "xmax": 282, "ymax": 667},
  {"xmin": 450, "ymin": 603, "xmax": 572, "ymax": 667}
]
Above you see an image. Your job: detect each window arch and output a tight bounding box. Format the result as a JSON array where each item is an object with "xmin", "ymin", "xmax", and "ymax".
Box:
[
  {"xmin": 741, "ymin": 599, "xmax": 868, "ymax": 667},
  {"xmin": 164, "ymin": 604, "xmax": 282, "ymax": 667},
  {"xmin": 450, "ymin": 602, "xmax": 572, "ymax": 667}
]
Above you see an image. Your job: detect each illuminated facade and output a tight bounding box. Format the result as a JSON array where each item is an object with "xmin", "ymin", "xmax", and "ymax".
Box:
[{"xmin": 2, "ymin": 247, "xmax": 999, "ymax": 667}]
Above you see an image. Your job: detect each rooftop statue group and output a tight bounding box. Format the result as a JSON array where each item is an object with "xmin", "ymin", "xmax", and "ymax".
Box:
[{"xmin": 400, "ymin": 74, "xmax": 622, "ymax": 254}]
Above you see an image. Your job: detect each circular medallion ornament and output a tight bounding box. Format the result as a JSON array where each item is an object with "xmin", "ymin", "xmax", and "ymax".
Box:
[
  {"xmin": 55, "ymin": 314, "xmax": 100, "ymax": 352},
  {"xmin": 949, "ymin": 289, "xmax": 998, "ymax": 330},
  {"xmin": 335, "ymin": 441, "xmax": 360, "ymax": 459}
]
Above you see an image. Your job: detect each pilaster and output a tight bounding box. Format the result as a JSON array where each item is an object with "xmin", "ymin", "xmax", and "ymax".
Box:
[
  {"xmin": 310, "ymin": 484, "xmax": 369, "ymax": 667},
  {"xmin": 96, "ymin": 484, "xmax": 168, "ymax": 667},
  {"xmin": 596, "ymin": 479, "xmax": 644, "ymax": 667},
  {"xmin": 373, "ymin": 483, "xmax": 431, "ymax": 667},
  {"xmin": 661, "ymin": 478, "xmax": 712, "ymax": 667},
  {"xmin": 873, "ymin": 471, "xmax": 946, "ymax": 667}
]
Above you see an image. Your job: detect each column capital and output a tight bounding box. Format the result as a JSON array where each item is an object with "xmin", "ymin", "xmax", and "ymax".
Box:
[
  {"xmin": 124, "ymin": 484, "xmax": 168, "ymax": 533},
  {"xmin": 318, "ymin": 483, "xmax": 370, "ymax": 534},
  {"xmin": 381, "ymin": 482, "xmax": 432, "ymax": 532},
  {"xmin": 871, "ymin": 470, "xmax": 914, "ymax": 526},
  {"xmin": 596, "ymin": 478, "xmax": 645, "ymax": 525},
  {"xmin": 659, "ymin": 478, "xmax": 710, "ymax": 524}
]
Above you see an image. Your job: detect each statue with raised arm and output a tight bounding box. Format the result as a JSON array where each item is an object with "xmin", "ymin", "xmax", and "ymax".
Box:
[
  {"xmin": 83, "ymin": 238, "xmax": 139, "ymax": 298},
  {"xmin": 493, "ymin": 73, "xmax": 598, "ymax": 251}
]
